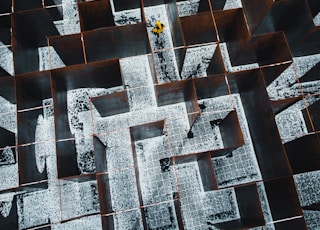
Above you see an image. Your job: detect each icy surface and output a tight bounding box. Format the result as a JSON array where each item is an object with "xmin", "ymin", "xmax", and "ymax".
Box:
[
  {"xmin": 114, "ymin": 9, "xmax": 142, "ymax": 26},
  {"xmin": 294, "ymin": 170, "xmax": 320, "ymax": 207},
  {"xmin": 203, "ymin": 188, "xmax": 240, "ymax": 225},
  {"xmin": 303, "ymin": 210, "xmax": 320, "ymax": 229},
  {"xmin": 0, "ymin": 164, "xmax": 18, "ymax": 191},
  {"xmin": 313, "ymin": 12, "xmax": 320, "ymax": 26},
  {"xmin": 181, "ymin": 44, "xmax": 216, "ymax": 79},
  {"xmin": 224, "ymin": 0, "xmax": 242, "ymax": 10},
  {"xmin": 176, "ymin": 0, "xmax": 200, "ymax": 17},
  {"xmin": 120, "ymin": 55, "xmax": 154, "ymax": 88},
  {"xmin": 0, "ymin": 43, "xmax": 14, "ymax": 76},
  {"xmin": 135, "ymin": 135, "xmax": 177, "ymax": 205},
  {"xmin": 0, "ymin": 193, "xmax": 14, "ymax": 218},
  {"xmin": 220, "ymin": 43, "xmax": 259, "ymax": 73},
  {"xmin": 60, "ymin": 180, "xmax": 99, "ymax": 220},
  {"xmin": 38, "ymin": 46, "xmax": 66, "ymax": 71},
  {"xmin": 212, "ymin": 94, "xmax": 262, "ymax": 188},
  {"xmin": 52, "ymin": 214, "xmax": 102, "ymax": 230},
  {"xmin": 176, "ymin": 162, "xmax": 207, "ymax": 229},
  {"xmin": 275, "ymin": 98, "xmax": 311, "ymax": 143},
  {"xmin": 61, "ymin": 1, "xmax": 81, "ymax": 35},
  {"xmin": 257, "ymin": 182, "xmax": 274, "ymax": 226},
  {"xmin": 112, "ymin": 209, "xmax": 143, "ymax": 230},
  {"xmin": 108, "ymin": 168, "xmax": 140, "ymax": 212},
  {"xmin": 0, "ymin": 96, "xmax": 16, "ymax": 134},
  {"xmin": 144, "ymin": 201, "xmax": 179, "ymax": 229},
  {"xmin": 1, "ymin": 1, "xmax": 320, "ymax": 229}
]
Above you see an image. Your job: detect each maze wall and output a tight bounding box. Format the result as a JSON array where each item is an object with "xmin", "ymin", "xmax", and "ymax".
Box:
[{"xmin": 0, "ymin": 0, "xmax": 320, "ymax": 229}]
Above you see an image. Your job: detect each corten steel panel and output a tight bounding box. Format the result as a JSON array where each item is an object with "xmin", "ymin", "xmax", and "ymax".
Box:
[
  {"xmin": 34, "ymin": 227, "xmax": 51, "ymax": 230},
  {"xmin": 3, "ymin": 0, "xmax": 320, "ymax": 229},
  {"xmin": 78, "ymin": 0, "xmax": 115, "ymax": 31},
  {"xmin": 216, "ymin": 9, "xmax": 293, "ymax": 66},
  {"xmin": 243, "ymin": 0, "xmax": 315, "ymax": 50},
  {"xmin": 130, "ymin": 120, "xmax": 165, "ymax": 142},
  {"xmin": 130, "ymin": 140, "xmax": 146, "ymax": 228},
  {"xmin": 198, "ymin": 0, "xmax": 211, "ymax": 13},
  {"xmin": 156, "ymin": 79, "xmax": 195, "ymax": 106},
  {"xmin": 270, "ymin": 96, "xmax": 303, "ymax": 115},
  {"xmin": 49, "ymin": 34, "xmax": 85, "ymax": 66},
  {"xmin": 219, "ymin": 110, "xmax": 245, "ymax": 152},
  {"xmin": 12, "ymin": 45, "xmax": 40, "ymax": 75},
  {"xmin": 44, "ymin": 0, "xmax": 62, "ymax": 6},
  {"xmin": 15, "ymin": 71, "xmax": 52, "ymax": 110},
  {"xmin": 142, "ymin": 0, "xmax": 166, "ymax": 7},
  {"xmin": 285, "ymin": 133, "xmax": 320, "ymax": 174},
  {"xmin": 197, "ymin": 153, "xmax": 218, "ymax": 191},
  {"xmin": 0, "ymin": 0, "xmax": 11, "ymax": 14},
  {"xmin": 174, "ymin": 47, "xmax": 187, "ymax": 75},
  {"xmin": 215, "ymin": 184, "xmax": 265, "ymax": 229},
  {"xmin": 214, "ymin": 9, "xmax": 252, "ymax": 65},
  {"xmin": 14, "ymin": 0, "xmax": 42, "ymax": 12},
  {"xmin": 12, "ymin": 9, "xmax": 59, "ymax": 47},
  {"xmin": 0, "ymin": 67, "xmax": 10, "ymax": 78},
  {"xmin": 0, "ymin": 196, "xmax": 18, "ymax": 229},
  {"xmin": 241, "ymin": 0, "xmax": 275, "ymax": 35},
  {"xmin": 179, "ymin": 110, "xmax": 245, "ymax": 158},
  {"xmin": 12, "ymin": 9, "xmax": 60, "ymax": 74},
  {"xmin": 0, "ymin": 77, "xmax": 15, "ymax": 104},
  {"xmin": 0, "ymin": 15, "xmax": 11, "ymax": 45},
  {"xmin": 264, "ymin": 177, "xmax": 304, "ymax": 221},
  {"xmin": 101, "ymin": 215, "xmax": 115, "ymax": 230},
  {"xmin": 83, "ymin": 23, "xmax": 151, "ymax": 62},
  {"xmin": 51, "ymin": 60, "xmax": 123, "ymax": 140},
  {"xmin": 303, "ymin": 203, "xmax": 320, "ymax": 211},
  {"xmin": 97, "ymin": 174, "xmax": 114, "ymax": 215},
  {"xmin": 93, "ymin": 137, "xmax": 107, "ymax": 173},
  {"xmin": 248, "ymin": 32, "xmax": 292, "ymax": 66},
  {"xmin": 180, "ymin": 12, "xmax": 217, "ymax": 46},
  {"xmin": 91, "ymin": 91, "xmax": 129, "ymax": 117},
  {"xmin": 302, "ymin": 106, "xmax": 315, "ymax": 133},
  {"xmin": 261, "ymin": 62, "xmax": 291, "ymax": 86},
  {"xmin": 173, "ymin": 151, "xmax": 219, "ymax": 191},
  {"xmin": 164, "ymin": 0, "xmax": 185, "ymax": 47},
  {"xmin": 233, "ymin": 31, "xmax": 292, "ymax": 66},
  {"xmin": 227, "ymin": 70, "xmax": 292, "ymax": 180},
  {"xmin": 156, "ymin": 79, "xmax": 199, "ymax": 126},
  {"xmin": 51, "ymin": 59, "xmax": 123, "ymax": 91},
  {"xmin": 194, "ymin": 74, "xmax": 229, "ymax": 99},
  {"xmin": 292, "ymin": 26, "xmax": 320, "ymax": 56},
  {"xmin": 306, "ymin": 99, "xmax": 320, "ymax": 131},
  {"xmin": 299, "ymin": 62, "xmax": 320, "ymax": 83},
  {"xmin": 0, "ymin": 127, "xmax": 15, "ymax": 149},
  {"xmin": 274, "ymin": 218, "xmax": 308, "ymax": 230},
  {"xmin": 214, "ymin": 8, "xmax": 250, "ymax": 48},
  {"xmin": 173, "ymin": 200, "xmax": 185, "ymax": 230},
  {"xmin": 47, "ymin": 5, "xmax": 63, "ymax": 21},
  {"xmin": 113, "ymin": 0, "xmax": 142, "ymax": 11},
  {"xmin": 18, "ymin": 144, "xmax": 48, "ymax": 185},
  {"xmin": 306, "ymin": 0, "xmax": 320, "ymax": 17},
  {"xmin": 209, "ymin": 0, "xmax": 227, "ymax": 11},
  {"xmin": 56, "ymin": 139, "xmax": 81, "ymax": 179},
  {"xmin": 0, "ymin": 181, "xmax": 48, "ymax": 195},
  {"xmin": 206, "ymin": 45, "xmax": 226, "ymax": 76},
  {"xmin": 62, "ymin": 173, "xmax": 96, "ymax": 183},
  {"xmin": 234, "ymin": 184, "xmax": 265, "ymax": 228},
  {"xmin": 17, "ymin": 108, "xmax": 44, "ymax": 145}
]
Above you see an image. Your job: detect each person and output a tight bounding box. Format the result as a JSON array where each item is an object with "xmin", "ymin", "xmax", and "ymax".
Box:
[{"xmin": 153, "ymin": 20, "xmax": 165, "ymax": 36}]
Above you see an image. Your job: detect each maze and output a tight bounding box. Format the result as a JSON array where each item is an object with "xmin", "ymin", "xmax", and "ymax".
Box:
[{"xmin": 0, "ymin": 0, "xmax": 320, "ymax": 229}]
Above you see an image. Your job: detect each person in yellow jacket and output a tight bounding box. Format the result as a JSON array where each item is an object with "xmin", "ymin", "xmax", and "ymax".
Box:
[{"xmin": 153, "ymin": 20, "xmax": 165, "ymax": 36}]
